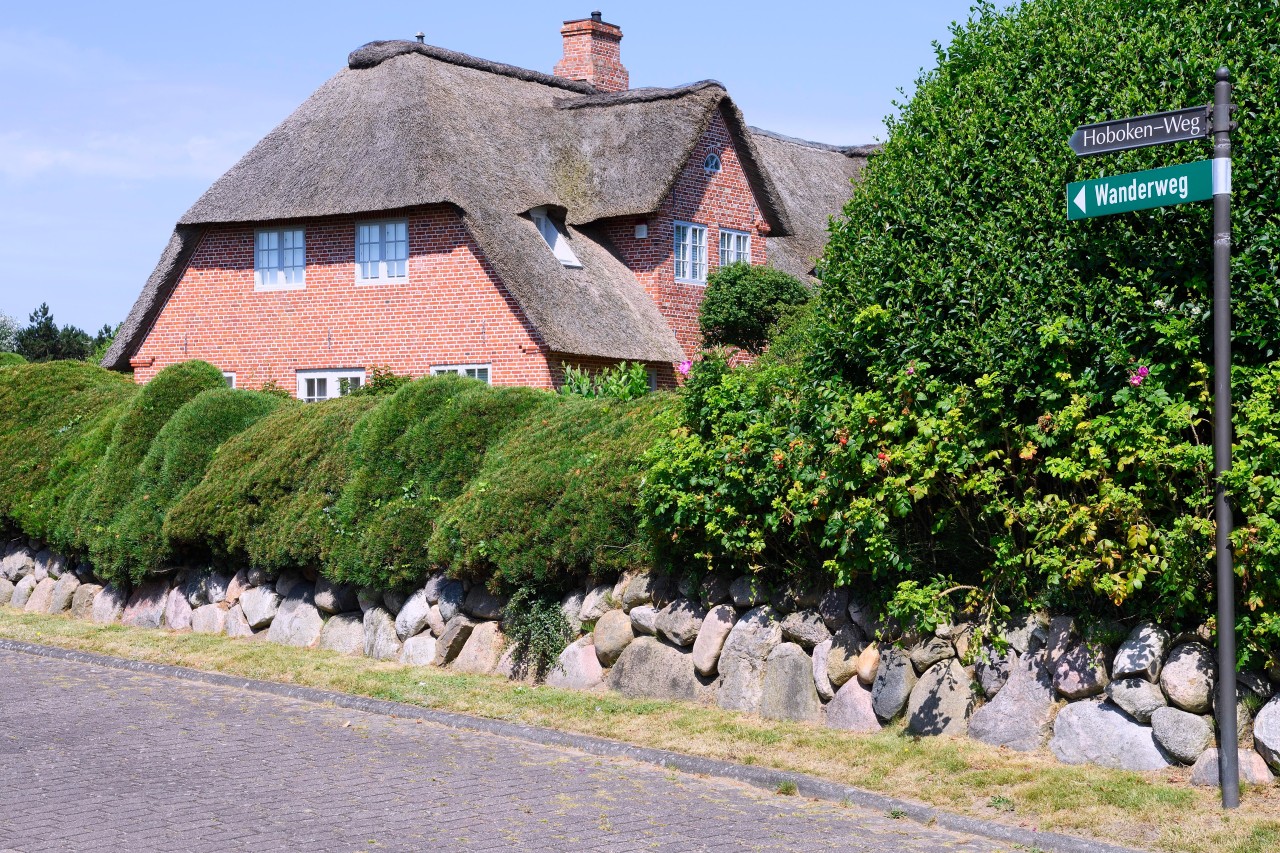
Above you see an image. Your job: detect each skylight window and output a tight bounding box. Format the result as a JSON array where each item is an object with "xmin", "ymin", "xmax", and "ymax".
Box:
[{"xmin": 530, "ymin": 207, "xmax": 582, "ymax": 268}]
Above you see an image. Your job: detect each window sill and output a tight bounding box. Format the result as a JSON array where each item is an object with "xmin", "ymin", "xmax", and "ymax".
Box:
[
  {"xmin": 355, "ymin": 276, "xmax": 409, "ymax": 286},
  {"xmin": 674, "ymin": 278, "xmax": 707, "ymax": 286},
  {"xmin": 254, "ymin": 282, "xmax": 307, "ymax": 292}
]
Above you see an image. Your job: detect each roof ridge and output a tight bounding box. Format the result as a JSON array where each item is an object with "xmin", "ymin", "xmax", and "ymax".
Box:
[
  {"xmin": 555, "ymin": 80, "xmax": 726, "ymax": 109},
  {"xmin": 348, "ymin": 40, "xmax": 597, "ymax": 94},
  {"xmin": 748, "ymin": 125, "xmax": 880, "ymax": 157}
]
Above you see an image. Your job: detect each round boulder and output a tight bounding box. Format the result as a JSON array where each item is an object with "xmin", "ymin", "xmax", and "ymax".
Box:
[
  {"xmin": 905, "ymin": 659, "xmax": 977, "ymax": 737},
  {"xmin": 690, "ymin": 603, "xmax": 736, "ymax": 677},
  {"xmin": 593, "ymin": 608, "xmax": 635, "ymax": 667},
  {"xmin": 760, "ymin": 643, "xmax": 823, "ymax": 723},
  {"xmin": 1159, "ymin": 642, "xmax": 1215, "ymax": 714},
  {"xmin": 656, "ymin": 598, "xmax": 706, "ymax": 647},
  {"xmin": 1149, "ymin": 706, "xmax": 1213, "ymax": 765}
]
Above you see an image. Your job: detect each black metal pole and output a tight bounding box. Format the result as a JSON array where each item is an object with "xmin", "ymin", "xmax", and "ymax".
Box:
[{"xmin": 1212, "ymin": 65, "xmax": 1239, "ymax": 809}]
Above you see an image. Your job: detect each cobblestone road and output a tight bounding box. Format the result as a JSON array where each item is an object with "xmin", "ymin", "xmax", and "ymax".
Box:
[{"xmin": 0, "ymin": 649, "xmax": 1006, "ymax": 852}]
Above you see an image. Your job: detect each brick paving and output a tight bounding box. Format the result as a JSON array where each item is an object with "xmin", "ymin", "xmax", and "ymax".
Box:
[{"xmin": 0, "ymin": 649, "xmax": 1006, "ymax": 852}]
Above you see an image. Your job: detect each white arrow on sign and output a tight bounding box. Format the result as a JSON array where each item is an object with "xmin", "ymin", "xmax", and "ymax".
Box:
[{"xmin": 1073, "ymin": 185, "xmax": 1088, "ymax": 214}]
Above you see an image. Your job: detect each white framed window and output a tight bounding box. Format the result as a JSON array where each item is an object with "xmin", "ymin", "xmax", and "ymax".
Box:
[
  {"xmin": 719, "ymin": 229, "xmax": 752, "ymax": 266},
  {"xmin": 431, "ymin": 364, "xmax": 492, "ymax": 384},
  {"xmin": 530, "ymin": 207, "xmax": 582, "ymax": 268},
  {"xmin": 296, "ymin": 368, "xmax": 366, "ymax": 402},
  {"xmin": 222, "ymin": 372, "xmax": 236, "ymax": 388},
  {"xmin": 255, "ymin": 228, "xmax": 306, "ymax": 290},
  {"xmin": 356, "ymin": 219, "xmax": 409, "ymax": 283},
  {"xmin": 703, "ymin": 151, "xmax": 722, "ymax": 174},
  {"xmin": 673, "ymin": 222, "xmax": 707, "ymax": 283}
]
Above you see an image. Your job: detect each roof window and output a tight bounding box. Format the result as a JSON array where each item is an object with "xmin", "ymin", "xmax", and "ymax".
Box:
[
  {"xmin": 530, "ymin": 207, "xmax": 582, "ymax": 268},
  {"xmin": 703, "ymin": 152, "xmax": 722, "ymax": 174}
]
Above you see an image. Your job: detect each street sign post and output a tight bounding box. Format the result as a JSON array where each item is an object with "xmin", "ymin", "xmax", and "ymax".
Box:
[
  {"xmin": 1066, "ymin": 70, "xmax": 1239, "ymax": 809},
  {"xmin": 1069, "ymin": 105, "xmax": 1209, "ymax": 156},
  {"xmin": 1066, "ymin": 160, "xmax": 1212, "ymax": 220}
]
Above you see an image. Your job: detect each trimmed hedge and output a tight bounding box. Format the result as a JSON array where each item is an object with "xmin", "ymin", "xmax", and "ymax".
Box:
[
  {"xmin": 0, "ymin": 353, "xmax": 26, "ymax": 368},
  {"xmin": 0, "ymin": 360, "xmax": 670, "ymax": 598}
]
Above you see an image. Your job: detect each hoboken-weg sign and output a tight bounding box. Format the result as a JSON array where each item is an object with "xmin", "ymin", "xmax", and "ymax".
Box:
[{"xmin": 1069, "ymin": 105, "xmax": 1210, "ymax": 157}]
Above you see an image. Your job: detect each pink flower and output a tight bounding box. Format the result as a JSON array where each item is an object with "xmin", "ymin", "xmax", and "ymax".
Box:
[
  {"xmin": 1129, "ymin": 365, "xmax": 1150, "ymax": 386},
  {"xmin": 905, "ymin": 365, "xmax": 915, "ymax": 375},
  {"xmin": 677, "ymin": 360, "xmax": 692, "ymax": 377}
]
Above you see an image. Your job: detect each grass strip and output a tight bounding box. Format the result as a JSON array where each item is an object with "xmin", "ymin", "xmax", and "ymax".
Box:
[{"xmin": 1, "ymin": 610, "xmax": 1277, "ymax": 853}]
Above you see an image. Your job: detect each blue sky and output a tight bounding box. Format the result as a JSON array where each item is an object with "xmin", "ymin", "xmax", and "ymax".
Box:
[{"xmin": 0, "ymin": 1, "xmax": 990, "ymax": 332}]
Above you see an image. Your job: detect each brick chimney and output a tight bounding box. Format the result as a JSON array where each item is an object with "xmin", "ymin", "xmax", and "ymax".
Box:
[{"xmin": 553, "ymin": 11, "xmax": 628, "ymax": 93}]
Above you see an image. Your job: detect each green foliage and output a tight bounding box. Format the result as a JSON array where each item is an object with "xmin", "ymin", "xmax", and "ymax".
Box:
[
  {"xmin": 501, "ymin": 586, "xmax": 576, "ymax": 681},
  {"xmin": 344, "ymin": 365, "xmax": 411, "ymax": 397},
  {"xmin": 559, "ymin": 362, "xmax": 650, "ymax": 401},
  {"xmin": 79, "ymin": 361, "xmax": 227, "ymax": 572},
  {"xmin": 431, "ymin": 394, "xmax": 674, "ymax": 592},
  {"xmin": 643, "ymin": 0, "xmax": 1280, "ymax": 666},
  {"xmin": 97, "ymin": 388, "xmax": 287, "ymax": 584},
  {"xmin": 165, "ymin": 395, "xmax": 373, "ymax": 571},
  {"xmin": 0, "ymin": 352, "xmax": 27, "ymax": 368},
  {"xmin": 0, "ymin": 361, "xmax": 136, "ymax": 544},
  {"xmin": 326, "ymin": 375, "xmax": 552, "ymax": 590},
  {"xmin": 13, "ymin": 303, "xmax": 112, "ymax": 363},
  {"xmin": 699, "ymin": 263, "xmax": 811, "ymax": 354}
]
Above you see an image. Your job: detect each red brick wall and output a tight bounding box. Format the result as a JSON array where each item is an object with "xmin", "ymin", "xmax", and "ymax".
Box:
[
  {"xmin": 131, "ymin": 206, "xmax": 558, "ymax": 391},
  {"xmin": 602, "ymin": 107, "xmax": 767, "ymax": 360}
]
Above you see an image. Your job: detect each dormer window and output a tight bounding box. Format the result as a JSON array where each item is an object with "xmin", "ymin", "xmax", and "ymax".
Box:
[
  {"xmin": 530, "ymin": 207, "xmax": 582, "ymax": 268},
  {"xmin": 703, "ymin": 152, "xmax": 722, "ymax": 174}
]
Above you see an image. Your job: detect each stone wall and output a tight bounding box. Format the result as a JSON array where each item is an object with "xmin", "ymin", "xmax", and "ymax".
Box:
[{"xmin": 3, "ymin": 539, "xmax": 1277, "ymax": 789}]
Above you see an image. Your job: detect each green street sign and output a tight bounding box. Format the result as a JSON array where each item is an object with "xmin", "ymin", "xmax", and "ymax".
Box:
[{"xmin": 1066, "ymin": 159, "xmax": 1213, "ymax": 220}]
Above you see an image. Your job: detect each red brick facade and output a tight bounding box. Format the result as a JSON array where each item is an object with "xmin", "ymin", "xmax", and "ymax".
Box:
[
  {"xmin": 131, "ymin": 112, "xmax": 763, "ymax": 395},
  {"xmin": 603, "ymin": 108, "xmax": 766, "ymax": 357}
]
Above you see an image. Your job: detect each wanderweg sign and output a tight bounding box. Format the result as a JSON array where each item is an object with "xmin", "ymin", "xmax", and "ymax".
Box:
[
  {"xmin": 1068, "ymin": 105, "xmax": 1209, "ymax": 156},
  {"xmin": 1066, "ymin": 159, "xmax": 1213, "ymax": 220}
]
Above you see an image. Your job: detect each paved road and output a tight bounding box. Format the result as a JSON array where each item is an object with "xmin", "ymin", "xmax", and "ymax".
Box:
[{"xmin": 0, "ymin": 649, "xmax": 1005, "ymax": 853}]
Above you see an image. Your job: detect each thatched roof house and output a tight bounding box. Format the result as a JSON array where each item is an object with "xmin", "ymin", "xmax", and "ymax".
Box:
[{"xmin": 105, "ymin": 14, "xmax": 871, "ymax": 395}]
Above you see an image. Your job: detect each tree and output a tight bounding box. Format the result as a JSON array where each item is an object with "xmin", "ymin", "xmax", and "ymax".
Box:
[
  {"xmin": 697, "ymin": 263, "xmax": 810, "ymax": 354},
  {"xmin": 14, "ymin": 303, "xmax": 96, "ymax": 362},
  {"xmin": 0, "ymin": 312, "xmax": 17, "ymax": 352}
]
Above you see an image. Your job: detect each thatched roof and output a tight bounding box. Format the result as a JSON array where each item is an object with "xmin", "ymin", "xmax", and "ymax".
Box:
[
  {"xmin": 748, "ymin": 128, "xmax": 877, "ymax": 281},
  {"xmin": 105, "ymin": 39, "xmax": 866, "ymax": 371}
]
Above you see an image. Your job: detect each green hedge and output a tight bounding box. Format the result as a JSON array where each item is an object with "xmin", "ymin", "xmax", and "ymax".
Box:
[
  {"xmin": 0, "ymin": 359, "xmax": 670, "ymax": 599},
  {"xmin": 643, "ymin": 0, "xmax": 1280, "ymax": 666}
]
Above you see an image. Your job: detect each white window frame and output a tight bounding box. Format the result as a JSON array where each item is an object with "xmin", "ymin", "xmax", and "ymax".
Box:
[
  {"xmin": 254, "ymin": 227, "xmax": 306, "ymax": 291},
  {"xmin": 719, "ymin": 228, "xmax": 752, "ymax": 266},
  {"xmin": 530, "ymin": 207, "xmax": 582, "ymax": 268},
  {"xmin": 431, "ymin": 364, "xmax": 492, "ymax": 385},
  {"xmin": 296, "ymin": 368, "xmax": 366, "ymax": 402},
  {"xmin": 673, "ymin": 221, "xmax": 708, "ymax": 284},
  {"xmin": 355, "ymin": 218, "xmax": 409, "ymax": 284},
  {"xmin": 703, "ymin": 151, "xmax": 722, "ymax": 174},
  {"xmin": 222, "ymin": 372, "xmax": 236, "ymax": 389}
]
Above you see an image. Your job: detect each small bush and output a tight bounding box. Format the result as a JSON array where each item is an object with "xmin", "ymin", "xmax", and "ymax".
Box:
[
  {"xmin": 430, "ymin": 393, "xmax": 675, "ymax": 593},
  {"xmin": 0, "ymin": 352, "xmax": 26, "ymax": 368},
  {"xmin": 698, "ymin": 263, "xmax": 810, "ymax": 355},
  {"xmin": 560, "ymin": 362, "xmax": 650, "ymax": 401},
  {"xmin": 501, "ymin": 586, "xmax": 576, "ymax": 681},
  {"xmin": 98, "ymin": 388, "xmax": 288, "ymax": 584},
  {"xmin": 165, "ymin": 395, "xmax": 375, "ymax": 570},
  {"xmin": 0, "ymin": 361, "xmax": 136, "ymax": 543},
  {"xmin": 80, "ymin": 361, "xmax": 227, "ymax": 572},
  {"xmin": 327, "ymin": 375, "xmax": 552, "ymax": 590}
]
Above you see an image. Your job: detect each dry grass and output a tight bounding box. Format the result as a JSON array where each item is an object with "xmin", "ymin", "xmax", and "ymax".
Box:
[{"xmin": 2, "ymin": 610, "xmax": 1278, "ymax": 852}]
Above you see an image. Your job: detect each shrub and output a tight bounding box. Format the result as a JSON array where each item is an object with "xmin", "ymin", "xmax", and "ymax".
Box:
[
  {"xmin": 0, "ymin": 352, "xmax": 26, "ymax": 368},
  {"xmin": 98, "ymin": 388, "xmax": 288, "ymax": 584},
  {"xmin": 501, "ymin": 586, "xmax": 576, "ymax": 681},
  {"xmin": 560, "ymin": 361, "xmax": 650, "ymax": 401},
  {"xmin": 430, "ymin": 393, "xmax": 675, "ymax": 594},
  {"xmin": 644, "ymin": 0, "xmax": 1280, "ymax": 665},
  {"xmin": 0, "ymin": 361, "xmax": 136, "ymax": 544},
  {"xmin": 698, "ymin": 263, "xmax": 810, "ymax": 354},
  {"xmin": 79, "ymin": 361, "xmax": 227, "ymax": 571},
  {"xmin": 327, "ymin": 375, "xmax": 552, "ymax": 590},
  {"xmin": 165, "ymin": 395, "xmax": 374, "ymax": 571}
]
